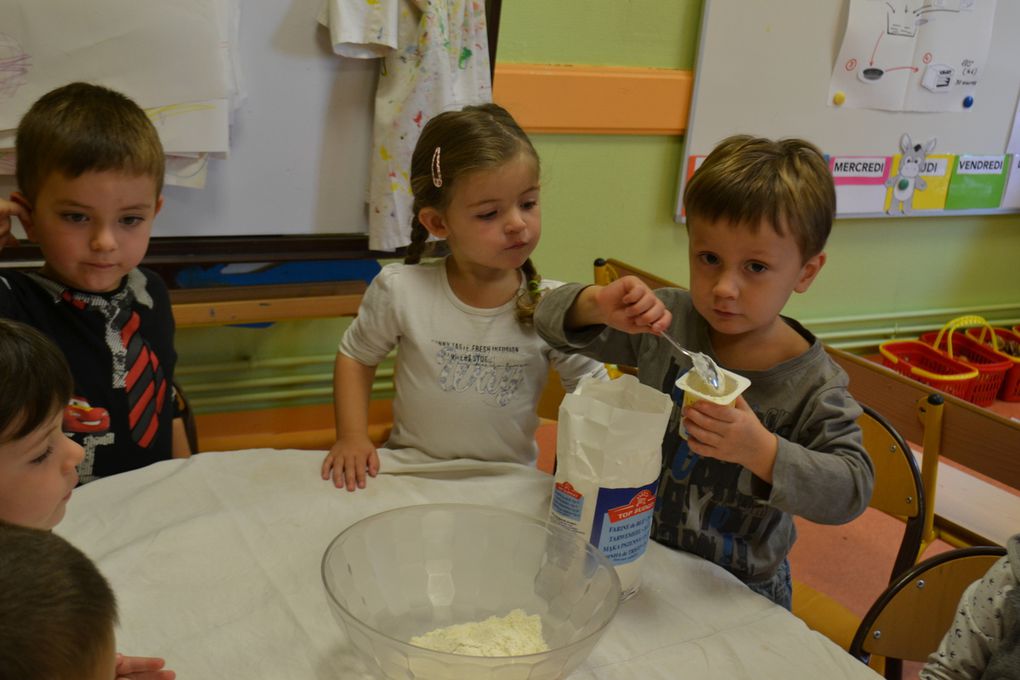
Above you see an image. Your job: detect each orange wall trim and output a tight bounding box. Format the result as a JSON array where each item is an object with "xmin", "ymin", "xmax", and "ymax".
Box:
[{"xmin": 493, "ymin": 63, "xmax": 693, "ymax": 136}]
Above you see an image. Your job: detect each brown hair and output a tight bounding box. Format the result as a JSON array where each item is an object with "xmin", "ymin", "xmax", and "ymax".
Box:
[
  {"xmin": 405, "ymin": 103, "xmax": 544, "ymax": 322},
  {"xmin": 0, "ymin": 522, "xmax": 118, "ymax": 680},
  {"xmin": 683, "ymin": 135, "xmax": 835, "ymax": 261},
  {"xmin": 0, "ymin": 319, "xmax": 73, "ymax": 444},
  {"xmin": 16, "ymin": 81, "xmax": 165, "ymax": 203}
]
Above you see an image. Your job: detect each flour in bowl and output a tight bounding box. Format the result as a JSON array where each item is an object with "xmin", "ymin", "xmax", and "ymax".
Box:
[{"xmin": 409, "ymin": 609, "xmax": 549, "ymax": 656}]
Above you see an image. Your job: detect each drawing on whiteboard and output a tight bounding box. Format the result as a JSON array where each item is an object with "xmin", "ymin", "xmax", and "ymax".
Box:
[
  {"xmin": 828, "ymin": 0, "xmax": 996, "ymax": 112},
  {"xmin": 885, "ymin": 133, "xmax": 937, "ymax": 215},
  {"xmin": 164, "ymin": 154, "xmax": 209, "ymax": 190},
  {"xmin": 0, "ymin": 33, "xmax": 30, "ymax": 98},
  {"xmin": 146, "ymin": 101, "xmax": 218, "ymax": 126}
]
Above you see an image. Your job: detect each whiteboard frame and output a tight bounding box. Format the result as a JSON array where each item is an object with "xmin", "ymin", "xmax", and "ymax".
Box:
[{"xmin": 675, "ymin": 0, "xmax": 1020, "ymax": 222}]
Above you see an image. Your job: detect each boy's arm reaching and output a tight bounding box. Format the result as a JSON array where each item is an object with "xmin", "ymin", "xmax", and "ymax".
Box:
[
  {"xmin": 565, "ymin": 277, "xmax": 672, "ymax": 333},
  {"xmin": 321, "ymin": 352, "xmax": 379, "ymax": 492},
  {"xmin": 535, "ymin": 277, "xmax": 677, "ymax": 370}
]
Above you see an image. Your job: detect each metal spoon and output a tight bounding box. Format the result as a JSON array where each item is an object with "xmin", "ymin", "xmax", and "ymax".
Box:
[{"xmin": 658, "ymin": 329, "xmax": 722, "ymax": 392}]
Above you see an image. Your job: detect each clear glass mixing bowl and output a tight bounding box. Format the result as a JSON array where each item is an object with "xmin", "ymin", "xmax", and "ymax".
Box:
[{"xmin": 321, "ymin": 503, "xmax": 621, "ymax": 679}]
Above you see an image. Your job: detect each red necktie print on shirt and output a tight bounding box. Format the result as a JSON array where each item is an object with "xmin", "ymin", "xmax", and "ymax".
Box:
[
  {"xmin": 119, "ymin": 309, "xmax": 166, "ymax": 447},
  {"xmin": 57, "ymin": 277, "xmax": 167, "ymax": 449}
]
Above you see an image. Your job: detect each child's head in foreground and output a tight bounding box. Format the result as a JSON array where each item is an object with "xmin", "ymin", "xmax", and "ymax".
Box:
[
  {"xmin": 12, "ymin": 81, "xmax": 165, "ymax": 294},
  {"xmin": 0, "ymin": 319, "xmax": 83, "ymax": 530},
  {"xmin": 0, "ymin": 521, "xmax": 118, "ymax": 680},
  {"xmin": 682, "ymin": 135, "xmax": 835, "ymax": 335},
  {"xmin": 405, "ymin": 103, "xmax": 544, "ymax": 320}
]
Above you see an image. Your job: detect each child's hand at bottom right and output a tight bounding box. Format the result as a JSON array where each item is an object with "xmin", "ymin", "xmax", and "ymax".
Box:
[
  {"xmin": 115, "ymin": 654, "xmax": 175, "ymax": 680},
  {"xmin": 322, "ymin": 435, "xmax": 380, "ymax": 492}
]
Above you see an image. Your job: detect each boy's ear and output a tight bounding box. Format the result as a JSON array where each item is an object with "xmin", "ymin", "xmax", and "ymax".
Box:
[
  {"xmin": 9, "ymin": 192, "xmax": 34, "ymax": 237},
  {"xmin": 794, "ymin": 252, "xmax": 826, "ymax": 294},
  {"xmin": 417, "ymin": 207, "xmax": 448, "ymax": 239},
  {"xmin": 154, "ymin": 194, "xmax": 164, "ymax": 217}
]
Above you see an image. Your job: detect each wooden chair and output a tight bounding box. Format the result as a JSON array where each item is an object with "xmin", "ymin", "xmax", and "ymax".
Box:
[
  {"xmin": 792, "ymin": 403, "xmax": 929, "ymax": 667},
  {"xmin": 173, "ymin": 379, "xmax": 199, "ymax": 454},
  {"xmin": 849, "ymin": 545, "xmax": 1007, "ymax": 679},
  {"xmin": 593, "ymin": 257, "xmax": 681, "ymax": 290}
]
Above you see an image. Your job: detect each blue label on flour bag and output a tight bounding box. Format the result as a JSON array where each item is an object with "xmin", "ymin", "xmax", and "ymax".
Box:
[
  {"xmin": 552, "ymin": 481, "xmax": 584, "ymax": 521},
  {"xmin": 590, "ymin": 482, "xmax": 659, "ymax": 565}
]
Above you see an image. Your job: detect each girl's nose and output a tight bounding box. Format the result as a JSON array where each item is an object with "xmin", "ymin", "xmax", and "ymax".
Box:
[{"xmin": 505, "ymin": 210, "xmax": 527, "ymax": 233}]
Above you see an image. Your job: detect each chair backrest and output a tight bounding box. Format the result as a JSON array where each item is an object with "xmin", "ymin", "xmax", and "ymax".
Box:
[
  {"xmin": 593, "ymin": 257, "xmax": 681, "ymax": 290},
  {"xmin": 858, "ymin": 404, "xmax": 927, "ymax": 582},
  {"xmin": 173, "ymin": 379, "xmax": 199, "ymax": 454},
  {"xmin": 850, "ymin": 545, "xmax": 1007, "ymax": 665}
]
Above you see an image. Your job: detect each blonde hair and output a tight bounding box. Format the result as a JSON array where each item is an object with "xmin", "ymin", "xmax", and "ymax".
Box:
[
  {"xmin": 16, "ymin": 82, "xmax": 165, "ymax": 203},
  {"xmin": 684, "ymin": 135, "xmax": 835, "ymax": 261},
  {"xmin": 405, "ymin": 104, "xmax": 544, "ymax": 323}
]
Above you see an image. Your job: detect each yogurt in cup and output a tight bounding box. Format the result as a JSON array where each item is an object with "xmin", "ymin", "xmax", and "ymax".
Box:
[{"xmin": 675, "ymin": 367, "xmax": 751, "ymax": 439}]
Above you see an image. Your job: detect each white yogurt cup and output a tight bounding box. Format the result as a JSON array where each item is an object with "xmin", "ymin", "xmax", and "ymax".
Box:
[{"xmin": 675, "ymin": 367, "xmax": 751, "ymax": 439}]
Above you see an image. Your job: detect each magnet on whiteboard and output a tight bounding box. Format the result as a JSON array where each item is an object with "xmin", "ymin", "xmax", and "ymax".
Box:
[
  {"xmin": 833, "ymin": 91, "xmax": 846, "ymax": 106},
  {"xmin": 963, "ymin": 95, "xmax": 974, "ymax": 108},
  {"xmin": 921, "ymin": 64, "xmax": 954, "ymax": 92}
]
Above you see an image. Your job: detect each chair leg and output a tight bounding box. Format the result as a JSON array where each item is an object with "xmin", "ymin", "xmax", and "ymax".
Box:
[
  {"xmin": 883, "ymin": 657, "xmax": 902, "ymax": 680},
  {"xmin": 917, "ymin": 393, "xmax": 945, "ymax": 556},
  {"xmin": 174, "ymin": 380, "xmax": 199, "ymax": 454}
]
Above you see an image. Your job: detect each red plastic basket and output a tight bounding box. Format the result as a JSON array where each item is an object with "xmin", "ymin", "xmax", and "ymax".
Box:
[
  {"xmin": 918, "ymin": 316, "xmax": 1011, "ymax": 406},
  {"xmin": 965, "ymin": 326, "xmax": 1020, "ymax": 402},
  {"xmin": 879, "ymin": 340, "xmax": 979, "ymax": 401}
]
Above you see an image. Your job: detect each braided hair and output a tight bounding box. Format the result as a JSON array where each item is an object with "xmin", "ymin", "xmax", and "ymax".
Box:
[{"xmin": 405, "ymin": 103, "xmax": 545, "ymax": 323}]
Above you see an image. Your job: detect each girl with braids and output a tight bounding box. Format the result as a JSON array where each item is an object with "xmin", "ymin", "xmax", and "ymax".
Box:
[{"xmin": 322, "ymin": 103, "xmax": 607, "ymax": 491}]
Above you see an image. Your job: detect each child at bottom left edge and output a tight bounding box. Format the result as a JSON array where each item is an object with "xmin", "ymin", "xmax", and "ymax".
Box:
[{"xmin": 0, "ymin": 318, "xmax": 175, "ymax": 680}]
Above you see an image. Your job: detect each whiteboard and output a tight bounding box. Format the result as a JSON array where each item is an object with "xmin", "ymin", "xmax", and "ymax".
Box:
[
  {"xmin": 0, "ymin": 0, "xmax": 377, "ymax": 239},
  {"xmin": 676, "ymin": 0, "xmax": 1020, "ymax": 220},
  {"xmin": 156, "ymin": 0, "xmax": 376, "ymax": 237}
]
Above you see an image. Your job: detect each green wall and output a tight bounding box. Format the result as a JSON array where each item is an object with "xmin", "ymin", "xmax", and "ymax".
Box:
[
  {"xmin": 178, "ymin": 0, "xmax": 1020, "ymax": 414},
  {"xmin": 499, "ymin": 0, "xmax": 1020, "ymax": 321}
]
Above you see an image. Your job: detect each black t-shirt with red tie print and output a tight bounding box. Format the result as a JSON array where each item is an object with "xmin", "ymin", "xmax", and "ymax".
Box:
[{"xmin": 0, "ymin": 267, "xmax": 178, "ymax": 483}]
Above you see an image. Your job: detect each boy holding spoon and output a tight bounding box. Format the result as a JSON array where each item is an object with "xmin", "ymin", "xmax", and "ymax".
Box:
[{"xmin": 535, "ymin": 135, "xmax": 873, "ymax": 609}]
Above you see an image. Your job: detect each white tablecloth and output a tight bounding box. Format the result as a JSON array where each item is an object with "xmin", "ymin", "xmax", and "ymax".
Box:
[{"xmin": 58, "ymin": 450, "xmax": 879, "ymax": 679}]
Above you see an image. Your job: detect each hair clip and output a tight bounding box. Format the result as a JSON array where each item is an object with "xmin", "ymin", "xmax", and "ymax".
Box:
[
  {"xmin": 527, "ymin": 276, "xmax": 542, "ymax": 292},
  {"xmin": 431, "ymin": 146, "xmax": 442, "ymax": 188}
]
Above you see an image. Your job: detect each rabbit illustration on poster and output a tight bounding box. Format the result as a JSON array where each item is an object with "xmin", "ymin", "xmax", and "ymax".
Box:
[{"xmin": 886, "ymin": 133, "xmax": 937, "ymax": 215}]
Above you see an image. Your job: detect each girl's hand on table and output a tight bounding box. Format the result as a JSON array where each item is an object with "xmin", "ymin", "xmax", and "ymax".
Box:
[
  {"xmin": 115, "ymin": 654, "xmax": 175, "ymax": 680},
  {"xmin": 322, "ymin": 435, "xmax": 379, "ymax": 492}
]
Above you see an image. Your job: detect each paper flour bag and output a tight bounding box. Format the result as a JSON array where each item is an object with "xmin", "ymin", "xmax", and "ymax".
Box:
[{"xmin": 548, "ymin": 374, "xmax": 673, "ymax": 598}]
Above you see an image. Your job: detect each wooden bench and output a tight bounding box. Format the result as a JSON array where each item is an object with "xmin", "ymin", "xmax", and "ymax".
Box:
[
  {"xmin": 831, "ymin": 348, "xmax": 1020, "ymax": 548},
  {"xmin": 171, "ymin": 282, "xmax": 373, "ymax": 452},
  {"xmin": 173, "ymin": 281, "xmax": 562, "ymax": 458},
  {"xmin": 169, "ymin": 281, "xmax": 365, "ymax": 328}
]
